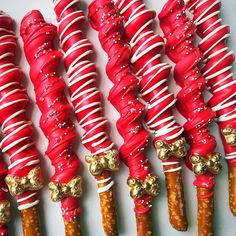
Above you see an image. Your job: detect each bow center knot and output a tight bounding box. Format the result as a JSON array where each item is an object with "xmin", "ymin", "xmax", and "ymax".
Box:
[
  {"xmin": 127, "ymin": 174, "xmax": 160, "ymax": 199},
  {"xmin": 190, "ymin": 152, "xmax": 222, "ymax": 175},
  {"xmin": 85, "ymin": 149, "xmax": 119, "ymax": 176},
  {"xmin": 5, "ymin": 167, "xmax": 44, "ymax": 197},
  {"xmin": 48, "ymin": 176, "xmax": 82, "ymax": 202},
  {"xmin": 155, "ymin": 138, "xmax": 186, "ymax": 161}
]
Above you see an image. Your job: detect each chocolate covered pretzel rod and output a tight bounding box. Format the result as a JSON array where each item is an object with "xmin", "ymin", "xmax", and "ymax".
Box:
[
  {"xmin": 88, "ymin": 0, "xmax": 160, "ymax": 235},
  {"xmin": 53, "ymin": 0, "xmax": 119, "ymax": 235},
  {"xmin": 159, "ymin": 1, "xmax": 222, "ymax": 235},
  {"xmin": 186, "ymin": 0, "xmax": 236, "ymax": 215},
  {"xmin": 20, "ymin": 10, "xmax": 82, "ymax": 235},
  {"xmin": 0, "ymin": 11, "xmax": 43, "ymax": 236},
  {"xmin": 115, "ymin": 0, "xmax": 188, "ymax": 231}
]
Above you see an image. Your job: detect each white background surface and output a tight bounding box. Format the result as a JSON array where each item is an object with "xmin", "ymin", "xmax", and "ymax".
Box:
[{"xmin": 1, "ymin": 0, "xmax": 236, "ymax": 235}]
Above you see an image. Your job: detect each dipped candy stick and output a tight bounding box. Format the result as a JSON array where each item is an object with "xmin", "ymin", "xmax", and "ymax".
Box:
[
  {"xmin": 20, "ymin": 10, "xmax": 82, "ymax": 235},
  {"xmin": 115, "ymin": 0, "xmax": 188, "ymax": 231},
  {"xmin": 159, "ymin": 1, "xmax": 222, "ymax": 235},
  {"xmin": 88, "ymin": 0, "xmax": 160, "ymax": 235},
  {"xmin": 53, "ymin": 0, "xmax": 119, "ymax": 235},
  {"xmin": 186, "ymin": 0, "xmax": 236, "ymax": 215},
  {"xmin": 0, "ymin": 152, "xmax": 10, "ymax": 236},
  {"xmin": 0, "ymin": 11, "xmax": 43, "ymax": 236}
]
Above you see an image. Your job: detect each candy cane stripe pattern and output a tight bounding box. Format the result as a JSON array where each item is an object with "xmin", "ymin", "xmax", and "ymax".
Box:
[
  {"xmin": 186, "ymin": 0, "xmax": 236, "ymax": 215},
  {"xmin": 159, "ymin": 1, "xmax": 222, "ymax": 235},
  {"xmin": 0, "ymin": 11, "xmax": 43, "ymax": 236},
  {"xmin": 53, "ymin": 0, "xmax": 119, "ymax": 235},
  {"xmin": 20, "ymin": 10, "xmax": 82, "ymax": 235},
  {"xmin": 115, "ymin": 0, "xmax": 188, "ymax": 231},
  {"xmin": 88, "ymin": 0, "xmax": 159, "ymax": 235}
]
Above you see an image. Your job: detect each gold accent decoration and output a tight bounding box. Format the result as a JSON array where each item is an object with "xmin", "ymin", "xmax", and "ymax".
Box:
[
  {"xmin": 190, "ymin": 152, "xmax": 222, "ymax": 175},
  {"xmin": 0, "ymin": 200, "xmax": 11, "ymax": 223},
  {"xmin": 48, "ymin": 176, "xmax": 82, "ymax": 202},
  {"xmin": 5, "ymin": 167, "xmax": 43, "ymax": 197},
  {"xmin": 155, "ymin": 138, "xmax": 186, "ymax": 161},
  {"xmin": 222, "ymin": 127, "xmax": 236, "ymax": 146},
  {"xmin": 127, "ymin": 174, "xmax": 160, "ymax": 199},
  {"xmin": 85, "ymin": 149, "xmax": 119, "ymax": 176}
]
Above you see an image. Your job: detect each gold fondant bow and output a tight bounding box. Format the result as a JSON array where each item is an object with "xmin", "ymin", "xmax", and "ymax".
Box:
[
  {"xmin": 85, "ymin": 149, "xmax": 119, "ymax": 176},
  {"xmin": 190, "ymin": 152, "xmax": 222, "ymax": 175},
  {"xmin": 155, "ymin": 138, "xmax": 186, "ymax": 161},
  {"xmin": 0, "ymin": 200, "xmax": 11, "ymax": 223},
  {"xmin": 127, "ymin": 174, "xmax": 160, "ymax": 199},
  {"xmin": 222, "ymin": 127, "xmax": 236, "ymax": 146},
  {"xmin": 5, "ymin": 167, "xmax": 43, "ymax": 197},
  {"xmin": 48, "ymin": 176, "xmax": 82, "ymax": 202}
]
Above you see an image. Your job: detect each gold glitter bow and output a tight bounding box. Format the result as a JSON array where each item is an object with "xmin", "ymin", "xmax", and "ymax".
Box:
[
  {"xmin": 0, "ymin": 200, "xmax": 11, "ymax": 223},
  {"xmin": 48, "ymin": 176, "xmax": 82, "ymax": 202},
  {"xmin": 127, "ymin": 174, "xmax": 160, "ymax": 199},
  {"xmin": 5, "ymin": 167, "xmax": 43, "ymax": 197},
  {"xmin": 190, "ymin": 153, "xmax": 222, "ymax": 175},
  {"xmin": 222, "ymin": 127, "xmax": 236, "ymax": 146},
  {"xmin": 85, "ymin": 149, "xmax": 119, "ymax": 176},
  {"xmin": 155, "ymin": 138, "xmax": 186, "ymax": 161}
]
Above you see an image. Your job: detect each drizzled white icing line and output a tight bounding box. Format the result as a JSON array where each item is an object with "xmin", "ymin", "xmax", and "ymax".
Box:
[
  {"xmin": 118, "ymin": 0, "xmax": 139, "ymax": 15},
  {"xmin": 96, "ymin": 177, "xmax": 114, "ymax": 193},
  {"xmin": 164, "ymin": 167, "xmax": 182, "ymax": 173},
  {"xmin": 8, "ymin": 155, "xmax": 39, "ymax": 170},
  {"xmin": 194, "ymin": 0, "xmax": 220, "ymax": 26},
  {"xmin": 1, "ymin": 187, "xmax": 8, "ymax": 193},
  {"xmin": 18, "ymin": 200, "xmax": 39, "ymax": 211},
  {"xmin": 225, "ymin": 152, "xmax": 236, "ymax": 160},
  {"xmin": 192, "ymin": 0, "xmax": 236, "ymax": 123},
  {"xmin": 59, "ymin": 11, "xmax": 85, "ymax": 40},
  {"xmin": 218, "ymin": 108, "xmax": 236, "ymax": 122},
  {"xmin": 162, "ymin": 162, "xmax": 182, "ymax": 173},
  {"xmin": 55, "ymin": 1, "xmax": 114, "ymax": 155},
  {"xmin": 203, "ymin": 52, "xmax": 233, "ymax": 77},
  {"xmin": 17, "ymin": 192, "xmax": 37, "ymax": 203},
  {"xmin": 186, "ymin": 0, "xmax": 199, "ymax": 11}
]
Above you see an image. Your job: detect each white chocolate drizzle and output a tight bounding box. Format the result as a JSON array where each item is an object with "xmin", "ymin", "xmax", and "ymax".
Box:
[
  {"xmin": 96, "ymin": 177, "xmax": 114, "ymax": 193},
  {"xmin": 117, "ymin": 0, "xmax": 184, "ymax": 142},
  {"xmin": 190, "ymin": 0, "xmax": 236, "ymax": 122},
  {"xmin": 162, "ymin": 161, "xmax": 182, "ymax": 173},
  {"xmin": 54, "ymin": 0, "xmax": 114, "ymax": 155},
  {"xmin": 0, "ymin": 14, "xmax": 40, "ymax": 210}
]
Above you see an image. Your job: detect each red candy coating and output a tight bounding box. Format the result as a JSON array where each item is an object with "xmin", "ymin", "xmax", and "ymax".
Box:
[
  {"xmin": 115, "ymin": 0, "xmax": 184, "ymax": 163},
  {"xmin": 0, "ymin": 11, "xmax": 41, "ymax": 211},
  {"xmin": 89, "ymin": 0, "xmax": 154, "ymax": 213},
  {"xmin": 53, "ymin": 0, "xmax": 115, "ymax": 157},
  {"xmin": 20, "ymin": 10, "xmax": 81, "ymax": 221},
  {"xmin": 159, "ymin": 0, "xmax": 217, "ymax": 190},
  {"xmin": 186, "ymin": 0, "xmax": 236, "ymax": 166}
]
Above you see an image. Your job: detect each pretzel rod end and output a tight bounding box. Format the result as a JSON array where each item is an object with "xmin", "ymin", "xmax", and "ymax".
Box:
[
  {"xmin": 64, "ymin": 218, "xmax": 81, "ymax": 236},
  {"xmin": 163, "ymin": 165, "xmax": 188, "ymax": 231},
  {"xmin": 228, "ymin": 166, "xmax": 236, "ymax": 215},
  {"xmin": 135, "ymin": 210, "xmax": 152, "ymax": 236},
  {"xmin": 97, "ymin": 172, "xmax": 118, "ymax": 236},
  {"xmin": 21, "ymin": 205, "xmax": 41, "ymax": 236},
  {"xmin": 197, "ymin": 187, "xmax": 214, "ymax": 236}
]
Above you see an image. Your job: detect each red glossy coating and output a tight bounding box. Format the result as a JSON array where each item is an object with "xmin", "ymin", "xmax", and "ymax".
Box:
[
  {"xmin": 159, "ymin": 0, "xmax": 217, "ymax": 190},
  {"xmin": 20, "ymin": 10, "xmax": 81, "ymax": 221},
  {"xmin": 89, "ymin": 0, "xmax": 154, "ymax": 213}
]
